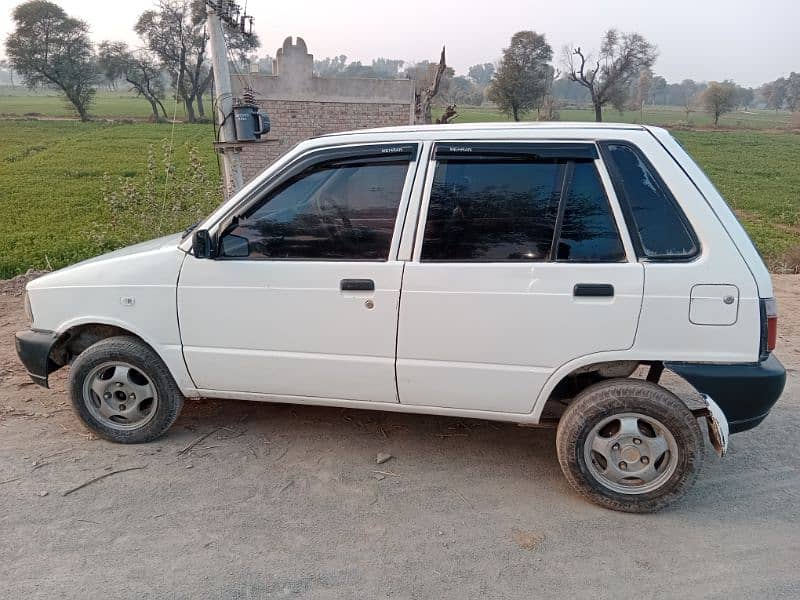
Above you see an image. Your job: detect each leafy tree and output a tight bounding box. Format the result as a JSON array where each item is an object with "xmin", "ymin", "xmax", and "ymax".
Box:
[
  {"xmin": 786, "ymin": 72, "xmax": 800, "ymax": 112},
  {"xmin": 468, "ymin": 63, "xmax": 495, "ymax": 87},
  {"xmin": 98, "ymin": 41, "xmax": 168, "ymax": 121},
  {"xmin": 135, "ymin": 0, "xmax": 258, "ymax": 123},
  {"xmin": 761, "ymin": 77, "xmax": 788, "ymax": 112},
  {"xmin": 5, "ymin": 0, "xmax": 97, "ymax": 121},
  {"xmin": 701, "ymin": 81, "xmax": 737, "ymax": 125},
  {"xmin": 565, "ymin": 29, "xmax": 657, "ymax": 122},
  {"xmin": 488, "ymin": 31, "xmax": 554, "ymax": 121}
]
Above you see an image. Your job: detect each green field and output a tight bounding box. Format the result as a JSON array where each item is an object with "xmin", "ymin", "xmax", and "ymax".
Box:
[
  {"xmin": 0, "ymin": 115, "xmax": 798, "ymax": 278},
  {"xmin": 0, "ymin": 120, "xmax": 219, "ymax": 278},
  {"xmin": 0, "ymin": 87, "xmax": 192, "ymax": 120},
  {"xmin": 440, "ymin": 105, "xmax": 795, "ymax": 130}
]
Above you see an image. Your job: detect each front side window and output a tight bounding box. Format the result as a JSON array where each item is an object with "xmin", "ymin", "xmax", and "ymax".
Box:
[
  {"xmin": 220, "ymin": 160, "xmax": 409, "ymax": 260},
  {"xmin": 600, "ymin": 142, "xmax": 698, "ymax": 259},
  {"xmin": 421, "ymin": 160, "xmax": 563, "ymax": 261}
]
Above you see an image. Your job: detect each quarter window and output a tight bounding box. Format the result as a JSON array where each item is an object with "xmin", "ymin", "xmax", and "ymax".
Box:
[
  {"xmin": 600, "ymin": 142, "xmax": 698, "ymax": 259},
  {"xmin": 220, "ymin": 160, "xmax": 409, "ymax": 260}
]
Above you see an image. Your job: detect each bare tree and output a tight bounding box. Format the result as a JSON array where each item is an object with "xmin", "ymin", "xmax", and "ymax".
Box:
[
  {"xmin": 98, "ymin": 41, "xmax": 168, "ymax": 121},
  {"xmin": 701, "ymin": 81, "xmax": 737, "ymax": 126},
  {"xmin": 634, "ymin": 68, "xmax": 653, "ymax": 123},
  {"xmin": 413, "ymin": 46, "xmax": 448, "ymax": 124},
  {"xmin": 6, "ymin": 0, "xmax": 97, "ymax": 121},
  {"xmin": 564, "ymin": 29, "xmax": 657, "ymax": 122}
]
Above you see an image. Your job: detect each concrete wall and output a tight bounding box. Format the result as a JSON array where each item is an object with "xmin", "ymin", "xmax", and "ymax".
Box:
[{"xmin": 230, "ymin": 36, "xmax": 415, "ymax": 185}]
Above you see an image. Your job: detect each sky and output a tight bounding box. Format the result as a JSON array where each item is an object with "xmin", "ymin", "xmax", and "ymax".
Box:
[{"xmin": 1, "ymin": 0, "xmax": 797, "ymax": 87}]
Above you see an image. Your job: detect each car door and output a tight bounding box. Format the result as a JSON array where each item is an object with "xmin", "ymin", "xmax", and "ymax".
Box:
[
  {"xmin": 396, "ymin": 142, "xmax": 644, "ymax": 414},
  {"xmin": 178, "ymin": 143, "xmax": 420, "ymax": 402}
]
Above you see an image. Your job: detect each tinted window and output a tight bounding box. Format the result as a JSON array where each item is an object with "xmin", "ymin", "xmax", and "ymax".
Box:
[
  {"xmin": 602, "ymin": 142, "xmax": 698, "ymax": 259},
  {"xmin": 221, "ymin": 161, "xmax": 408, "ymax": 260},
  {"xmin": 421, "ymin": 161, "xmax": 562, "ymax": 261},
  {"xmin": 555, "ymin": 163, "xmax": 625, "ymax": 262}
]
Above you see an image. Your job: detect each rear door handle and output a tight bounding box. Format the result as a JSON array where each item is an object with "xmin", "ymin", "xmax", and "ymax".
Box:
[
  {"xmin": 340, "ymin": 278, "xmax": 375, "ymax": 292},
  {"xmin": 574, "ymin": 283, "xmax": 614, "ymax": 297}
]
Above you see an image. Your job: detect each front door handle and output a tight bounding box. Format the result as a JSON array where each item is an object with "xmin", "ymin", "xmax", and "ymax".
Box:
[
  {"xmin": 340, "ymin": 278, "xmax": 375, "ymax": 292},
  {"xmin": 574, "ymin": 283, "xmax": 614, "ymax": 297}
]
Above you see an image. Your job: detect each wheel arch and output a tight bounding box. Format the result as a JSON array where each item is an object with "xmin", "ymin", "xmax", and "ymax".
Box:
[{"xmin": 46, "ymin": 318, "xmax": 197, "ymax": 394}]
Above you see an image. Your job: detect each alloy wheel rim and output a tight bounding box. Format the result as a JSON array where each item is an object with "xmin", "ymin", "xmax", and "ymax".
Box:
[
  {"xmin": 584, "ymin": 412, "xmax": 679, "ymax": 495},
  {"xmin": 82, "ymin": 361, "xmax": 158, "ymax": 431}
]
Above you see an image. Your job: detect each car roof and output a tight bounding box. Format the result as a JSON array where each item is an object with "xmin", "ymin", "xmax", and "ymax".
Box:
[
  {"xmin": 318, "ymin": 121, "xmax": 644, "ymax": 137},
  {"xmin": 309, "ymin": 121, "xmax": 653, "ymax": 146}
]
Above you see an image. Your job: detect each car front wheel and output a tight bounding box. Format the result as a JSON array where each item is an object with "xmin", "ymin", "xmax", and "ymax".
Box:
[
  {"xmin": 556, "ymin": 378, "xmax": 704, "ymax": 513},
  {"xmin": 68, "ymin": 336, "xmax": 184, "ymax": 443}
]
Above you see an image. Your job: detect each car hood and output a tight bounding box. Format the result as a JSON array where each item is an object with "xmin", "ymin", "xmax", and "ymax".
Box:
[{"xmin": 27, "ymin": 233, "xmax": 186, "ymax": 291}]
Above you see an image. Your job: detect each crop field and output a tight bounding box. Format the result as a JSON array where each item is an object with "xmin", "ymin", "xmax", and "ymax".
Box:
[
  {"xmin": 0, "ymin": 91, "xmax": 798, "ymax": 277},
  {"xmin": 440, "ymin": 104, "xmax": 795, "ymax": 130}
]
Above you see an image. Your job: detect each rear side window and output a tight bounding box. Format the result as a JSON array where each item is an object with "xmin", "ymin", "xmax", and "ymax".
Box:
[
  {"xmin": 422, "ymin": 161, "xmax": 562, "ymax": 261},
  {"xmin": 421, "ymin": 144, "xmax": 624, "ymax": 263},
  {"xmin": 600, "ymin": 142, "xmax": 698, "ymax": 259}
]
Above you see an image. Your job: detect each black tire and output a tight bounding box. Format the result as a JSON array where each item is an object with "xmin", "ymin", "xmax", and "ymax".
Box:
[
  {"xmin": 68, "ymin": 336, "xmax": 184, "ymax": 443},
  {"xmin": 556, "ymin": 378, "xmax": 704, "ymax": 513}
]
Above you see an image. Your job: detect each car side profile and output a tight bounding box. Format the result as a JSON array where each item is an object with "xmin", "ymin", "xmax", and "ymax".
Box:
[{"xmin": 15, "ymin": 123, "xmax": 786, "ymax": 512}]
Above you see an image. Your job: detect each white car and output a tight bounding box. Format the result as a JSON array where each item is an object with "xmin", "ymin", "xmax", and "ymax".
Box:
[{"xmin": 16, "ymin": 123, "xmax": 786, "ymax": 512}]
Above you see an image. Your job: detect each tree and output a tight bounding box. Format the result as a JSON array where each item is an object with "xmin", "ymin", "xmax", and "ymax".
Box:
[
  {"xmin": 488, "ymin": 31, "xmax": 553, "ymax": 121},
  {"xmin": 634, "ymin": 68, "xmax": 653, "ymax": 122},
  {"xmin": 786, "ymin": 72, "xmax": 800, "ymax": 112},
  {"xmin": 5, "ymin": 0, "xmax": 97, "ymax": 121},
  {"xmin": 468, "ymin": 63, "xmax": 495, "ymax": 87},
  {"xmin": 98, "ymin": 41, "xmax": 168, "ymax": 121},
  {"xmin": 564, "ymin": 29, "xmax": 657, "ymax": 122},
  {"xmin": 761, "ymin": 77, "xmax": 787, "ymax": 112},
  {"xmin": 135, "ymin": 0, "xmax": 258, "ymax": 123},
  {"xmin": 701, "ymin": 81, "xmax": 737, "ymax": 125},
  {"xmin": 410, "ymin": 47, "xmax": 451, "ymax": 124}
]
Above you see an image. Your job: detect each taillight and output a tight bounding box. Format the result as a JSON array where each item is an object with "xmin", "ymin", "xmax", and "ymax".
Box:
[{"xmin": 765, "ymin": 297, "xmax": 778, "ymax": 352}]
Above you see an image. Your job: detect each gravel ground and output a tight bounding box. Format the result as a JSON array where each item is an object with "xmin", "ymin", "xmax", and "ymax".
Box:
[{"xmin": 1, "ymin": 274, "xmax": 798, "ymax": 599}]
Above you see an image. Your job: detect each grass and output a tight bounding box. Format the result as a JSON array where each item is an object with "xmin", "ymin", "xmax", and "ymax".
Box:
[
  {"xmin": 0, "ymin": 86, "xmax": 191, "ymax": 120},
  {"xmin": 0, "ymin": 106, "xmax": 798, "ymax": 277},
  {"xmin": 0, "ymin": 120, "xmax": 219, "ymax": 278}
]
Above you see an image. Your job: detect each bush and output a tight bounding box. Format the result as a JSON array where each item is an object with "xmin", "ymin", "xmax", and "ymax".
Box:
[{"xmin": 96, "ymin": 140, "xmax": 221, "ymax": 247}]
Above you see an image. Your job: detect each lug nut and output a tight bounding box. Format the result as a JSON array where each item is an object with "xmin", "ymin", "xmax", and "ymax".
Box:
[
  {"xmin": 128, "ymin": 393, "xmax": 136, "ymax": 400},
  {"xmin": 612, "ymin": 443, "xmax": 620, "ymax": 451},
  {"xmin": 119, "ymin": 404, "xmax": 126, "ymax": 411},
  {"xmin": 633, "ymin": 438, "xmax": 642, "ymax": 445},
  {"xmin": 103, "ymin": 392, "xmax": 112, "ymax": 400},
  {"xmin": 618, "ymin": 462, "xmax": 627, "ymax": 470},
  {"xmin": 641, "ymin": 456, "xmax": 649, "ymax": 465},
  {"xmin": 116, "ymin": 382, "xmax": 123, "ymax": 387}
]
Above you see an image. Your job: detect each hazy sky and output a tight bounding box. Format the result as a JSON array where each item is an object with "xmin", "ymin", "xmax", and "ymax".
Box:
[{"xmin": 1, "ymin": 0, "xmax": 797, "ymax": 87}]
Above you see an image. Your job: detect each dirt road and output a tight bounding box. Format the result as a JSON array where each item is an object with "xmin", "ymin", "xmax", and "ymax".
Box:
[{"xmin": 1, "ymin": 276, "xmax": 799, "ymax": 599}]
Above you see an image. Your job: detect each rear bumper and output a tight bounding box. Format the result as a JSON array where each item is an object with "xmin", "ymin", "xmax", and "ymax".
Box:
[
  {"xmin": 666, "ymin": 355, "xmax": 786, "ymax": 433},
  {"xmin": 14, "ymin": 329, "xmax": 58, "ymax": 388}
]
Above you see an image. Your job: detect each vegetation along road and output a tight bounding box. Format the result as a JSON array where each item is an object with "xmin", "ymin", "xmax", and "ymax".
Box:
[{"xmin": 0, "ymin": 105, "xmax": 798, "ymax": 278}]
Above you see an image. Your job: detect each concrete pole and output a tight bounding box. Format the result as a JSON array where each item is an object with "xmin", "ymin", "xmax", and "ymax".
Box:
[{"xmin": 207, "ymin": 3, "xmax": 244, "ymax": 195}]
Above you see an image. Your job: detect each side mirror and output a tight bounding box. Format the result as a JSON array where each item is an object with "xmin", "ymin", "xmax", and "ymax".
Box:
[{"xmin": 192, "ymin": 229, "xmax": 215, "ymax": 259}]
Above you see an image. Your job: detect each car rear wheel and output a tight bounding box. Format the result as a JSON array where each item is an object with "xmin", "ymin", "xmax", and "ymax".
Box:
[
  {"xmin": 69, "ymin": 336, "xmax": 184, "ymax": 443},
  {"xmin": 556, "ymin": 378, "xmax": 704, "ymax": 513}
]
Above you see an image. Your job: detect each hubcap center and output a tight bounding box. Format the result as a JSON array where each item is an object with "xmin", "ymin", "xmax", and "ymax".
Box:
[{"xmin": 620, "ymin": 445, "xmax": 641, "ymax": 463}]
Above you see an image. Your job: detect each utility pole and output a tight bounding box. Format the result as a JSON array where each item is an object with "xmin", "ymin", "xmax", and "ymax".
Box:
[{"xmin": 207, "ymin": 1, "xmax": 244, "ymax": 195}]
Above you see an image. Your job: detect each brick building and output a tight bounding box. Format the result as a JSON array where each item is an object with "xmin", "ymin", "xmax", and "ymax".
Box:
[{"xmin": 228, "ymin": 36, "xmax": 415, "ymax": 187}]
